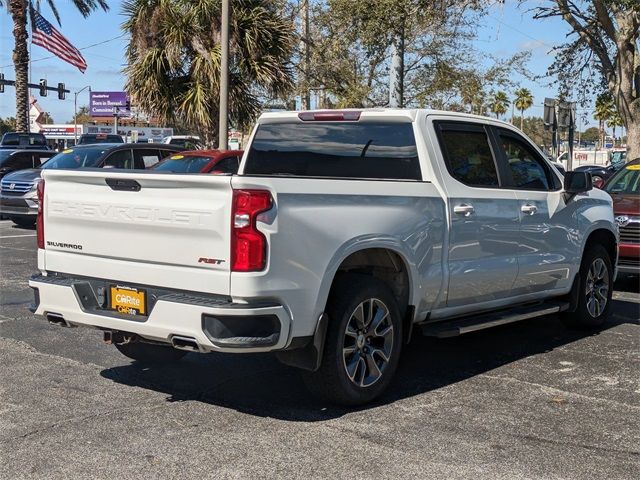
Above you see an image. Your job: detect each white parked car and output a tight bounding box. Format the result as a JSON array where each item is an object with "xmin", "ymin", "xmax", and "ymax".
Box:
[
  {"xmin": 29, "ymin": 109, "xmax": 617, "ymax": 405},
  {"xmin": 161, "ymin": 135, "xmax": 201, "ymax": 149}
]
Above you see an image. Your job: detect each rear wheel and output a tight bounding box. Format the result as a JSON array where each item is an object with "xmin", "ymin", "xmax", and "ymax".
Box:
[
  {"xmin": 9, "ymin": 215, "xmax": 36, "ymax": 228},
  {"xmin": 562, "ymin": 244, "xmax": 613, "ymax": 329},
  {"xmin": 114, "ymin": 341, "xmax": 187, "ymax": 363},
  {"xmin": 302, "ymin": 274, "xmax": 403, "ymax": 406}
]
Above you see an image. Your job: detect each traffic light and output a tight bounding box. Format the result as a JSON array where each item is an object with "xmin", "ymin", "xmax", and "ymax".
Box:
[
  {"xmin": 125, "ymin": 99, "xmax": 131, "ymax": 110},
  {"xmin": 57, "ymin": 83, "xmax": 65, "ymax": 100},
  {"xmin": 0, "ymin": 73, "xmax": 4, "ymax": 93},
  {"xmin": 39, "ymin": 78, "xmax": 47, "ymax": 97}
]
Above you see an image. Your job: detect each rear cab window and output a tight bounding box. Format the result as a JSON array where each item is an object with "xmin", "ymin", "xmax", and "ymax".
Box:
[
  {"xmin": 244, "ymin": 121, "xmax": 421, "ymax": 181},
  {"xmin": 435, "ymin": 122, "xmax": 500, "ymax": 187}
]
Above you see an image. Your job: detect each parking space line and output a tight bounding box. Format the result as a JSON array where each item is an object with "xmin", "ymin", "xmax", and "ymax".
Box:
[
  {"xmin": 0, "ymin": 245, "xmax": 34, "ymax": 252},
  {"xmin": 0, "ymin": 234, "xmax": 37, "ymax": 238}
]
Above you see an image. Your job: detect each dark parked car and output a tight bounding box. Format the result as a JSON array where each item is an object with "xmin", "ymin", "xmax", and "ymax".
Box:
[
  {"xmin": 0, "ymin": 143, "xmax": 183, "ymax": 227},
  {"xmin": 574, "ymin": 150, "xmax": 627, "ymax": 186},
  {"xmin": 0, "ymin": 132, "xmax": 49, "ymax": 150},
  {"xmin": 151, "ymin": 149, "xmax": 243, "ymax": 174},
  {"xmin": 0, "ymin": 149, "xmax": 56, "ymax": 180},
  {"xmin": 77, "ymin": 133, "xmax": 124, "ymax": 145},
  {"xmin": 604, "ymin": 158, "xmax": 640, "ymax": 274}
]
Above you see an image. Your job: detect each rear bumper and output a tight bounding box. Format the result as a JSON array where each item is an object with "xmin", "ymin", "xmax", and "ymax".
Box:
[
  {"xmin": 0, "ymin": 195, "xmax": 37, "ymax": 216},
  {"xmin": 29, "ymin": 273, "xmax": 292, "ymax": 353}
]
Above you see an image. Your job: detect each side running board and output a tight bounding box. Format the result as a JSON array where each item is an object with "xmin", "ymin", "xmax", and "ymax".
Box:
[{"xmin": 420, "ymin": 301, "xmax": 570, "ymax": 338}]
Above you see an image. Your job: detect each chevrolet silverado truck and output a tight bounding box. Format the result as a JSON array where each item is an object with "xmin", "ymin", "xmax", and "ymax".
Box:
[{"xmin": 29, "ymin": 109, "xmax": 618, "ymax": 405}]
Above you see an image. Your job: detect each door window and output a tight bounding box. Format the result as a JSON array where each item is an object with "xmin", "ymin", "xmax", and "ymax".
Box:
[
  {"xmin": 437, "ymin": 124, "xmax": 500, "ymax": 187},
  {"xmin": 103, "ymin": 149, "xmax": 134, "ymax": 169},
  {"xmin": 499, "ymin": 133, "xmax": 552, "ymax": 190},
  {"xmin": 133, "ymin": 149, "xmax": 161, "ymax": 168}
]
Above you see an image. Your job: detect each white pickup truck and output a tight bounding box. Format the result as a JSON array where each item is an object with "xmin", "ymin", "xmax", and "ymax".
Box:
[{"xmin": 29, "ymin": 109, "xmax": 618, "ymax": 405}]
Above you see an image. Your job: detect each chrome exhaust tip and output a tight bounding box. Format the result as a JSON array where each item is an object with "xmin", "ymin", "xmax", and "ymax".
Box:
[
  {"xmin": 46, "ymin": 312, "xmax": 73, "ymax": 328},
  {"xmin": 171, "ymin": 335, "xmax": 201, "ymax": 352}
]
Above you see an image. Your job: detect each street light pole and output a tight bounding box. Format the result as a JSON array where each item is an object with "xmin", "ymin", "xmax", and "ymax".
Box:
[
  {"xmin": 74, "ymin": 85, "xmax": 91, "ymax": 144},
  {"xmin": 218, "ymin": 0, "xmax": 230, "ymax": 150}
]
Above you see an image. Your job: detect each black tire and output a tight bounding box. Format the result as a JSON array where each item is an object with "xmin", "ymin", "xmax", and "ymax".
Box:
[
  {"xmin": 9, "ymin": 215, "xmax": 36, "ymax": 228},
  {"xmin": 114, "ymin": 341, "xmax": 187, "ymax": 363},
  {"xmin": 302, "ymin": 274, "xmax": 403, "ymax": 406},
  {"xmin": 562, "ymin": 244, "xmax": 613, "ymax": 329}
]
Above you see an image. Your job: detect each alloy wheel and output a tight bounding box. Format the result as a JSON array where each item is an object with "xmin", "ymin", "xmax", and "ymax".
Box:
[
  {"xmin": 585, "ymin": 258, "xmax": 609, "ymax": 318},
  {"xmin": 342, "ymin": 298, "xmax": 394, "ymax": 387}
]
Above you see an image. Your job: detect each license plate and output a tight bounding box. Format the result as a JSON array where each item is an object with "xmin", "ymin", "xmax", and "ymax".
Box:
[{"xmin": 110, "ymin": 285, "xmax": 146, "ymax": 316}]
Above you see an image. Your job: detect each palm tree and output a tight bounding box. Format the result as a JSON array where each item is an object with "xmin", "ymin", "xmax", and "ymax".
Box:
[
  {"xmin": 513, "ymin": 87, "xmax": 533, "ymax": 130},
  {"xmin": 594, "ymin": 92, "xmax": 615, "ymax": 148},
  {"xmin": 123, "ymin": 0, "xmax": 295, "ymax": 146},
  {"xmin": 607, "ymin": 111, "xmax": 624, "ymax": 146},
  {"xmin": 3, "ymin": 0, "xmax": 108, "ymax": 132},
  {"xmin": 489, "ymin": 91, "xmax": 509, "ymax": 119}
]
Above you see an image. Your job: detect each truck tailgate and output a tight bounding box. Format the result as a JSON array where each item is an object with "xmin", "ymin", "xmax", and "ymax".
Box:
[{"xmin": 40, "ymin": 169, "xmax": 232, "ymax": 295}]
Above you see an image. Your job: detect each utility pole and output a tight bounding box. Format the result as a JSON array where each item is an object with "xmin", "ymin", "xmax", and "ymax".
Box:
[
  {"xmin": 218, "ymin": 0, "xmax": 230, "ymax": 150},
  {"xmin": 74, "ymin": 86, "xmax": 91, "ymax": 144},
  {"xmin": 300, "ymin": 0, "xmax": 311, "ymax": 110},
  {"xmin": 389, "ymin": 27, "xmax": 404, "ymax": 108}
]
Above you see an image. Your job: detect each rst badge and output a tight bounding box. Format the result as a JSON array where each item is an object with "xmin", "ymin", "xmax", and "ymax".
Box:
[{"xmin": 198, "ymin": 257, "xmax": 225, "ymax": 265}]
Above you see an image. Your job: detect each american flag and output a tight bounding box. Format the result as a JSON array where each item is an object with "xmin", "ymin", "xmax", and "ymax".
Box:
[{"xmin": 30, "ymin": 8, "xmax": 87, "ymax": 73}]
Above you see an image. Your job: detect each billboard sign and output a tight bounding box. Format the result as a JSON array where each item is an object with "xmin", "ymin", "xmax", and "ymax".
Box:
[
  {"xmin": 84, "ymin": 125, "xmax": 173, "ymax": 142},
  {"xmin": 90, "ymin": 91, "xmax": 130, "ymax": 117}
]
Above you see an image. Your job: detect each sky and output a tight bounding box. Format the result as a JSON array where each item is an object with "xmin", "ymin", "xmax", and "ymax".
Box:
[{"xmin": 0, "ymin": 0, "xmax": 600, "ymax": 129}]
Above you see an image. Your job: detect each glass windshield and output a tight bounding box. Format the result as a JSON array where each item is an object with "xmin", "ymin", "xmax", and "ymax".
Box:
[
  {"xmin": 2, "ymin": 133, "xmax": 46, "ymax": 146},
  {"xmin": 605, "ymin": 164, "xmax": 640, "ymax": 195},
  {"xmin": 151, "ymin": 155, "xmax": 211, "ymax": 173},
  {"xmin": 41, "ymin": 147, "xmax": 106, "ymax": 169},
  {"xmin": 610, "ymin": 151, "xmax": 627, "ymax": 169}
]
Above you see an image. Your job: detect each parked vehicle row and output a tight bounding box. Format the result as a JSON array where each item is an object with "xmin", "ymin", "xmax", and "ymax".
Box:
[
  {"xmin": 0, "ymin": 142, "xmax": 245, "ymax": 227},
  {"xmin": 28, "ymin": 109, "xmax": 622, "ymax": 406}
]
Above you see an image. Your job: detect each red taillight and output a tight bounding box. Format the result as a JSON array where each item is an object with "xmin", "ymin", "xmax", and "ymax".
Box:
[
  {"xmin": 231, "ymin": 189, "xmax": 272, "ymax": 272},
  {"xmin": 298, "ymin": 110, "xmax": 361, "ymax": 121},
  {"xmin": 36, "ymin": 179, "xmax": 45, "ymax": 249}
]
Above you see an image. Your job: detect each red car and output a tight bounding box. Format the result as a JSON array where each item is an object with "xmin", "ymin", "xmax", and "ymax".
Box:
[
  {"xmin": 151, "ymin": 149, "xmax": 244, "ymax": 174},
  {"xmin": 603, "ymin": 158, "xmax": 640, "ymax": 274}
]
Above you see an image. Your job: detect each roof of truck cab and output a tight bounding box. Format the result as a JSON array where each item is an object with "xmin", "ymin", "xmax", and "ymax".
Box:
[{"xmin": 258, "ymin": 108, "xmax": 515, "ymax": 127}]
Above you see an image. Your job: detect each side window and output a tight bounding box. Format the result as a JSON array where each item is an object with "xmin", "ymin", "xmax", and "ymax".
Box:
[
  {"xmin": 133, "ymin": 149, "xmax": 161, "ymax": 168},
  {"xmin": 499, "ymin": 133, "xmax": 551, "ymax": 190},
  {"xmin": 212, "ymin": 156, "xmax": 239, "ymax": 174},
  {"xmin": 103, "ymin": 149, "xmax": 134, "ymax": 169},
  {"xmin": 14, "ymin": 153, "xmax": 33, "ymax": 170},
  {"xmin": 437, "ymin": 124, "xmax": 499, "ymax": 187}
]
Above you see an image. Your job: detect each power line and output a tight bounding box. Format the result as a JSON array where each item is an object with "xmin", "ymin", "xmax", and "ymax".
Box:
[{"xmin": 1, "ymin": 33, "xmax": 127, "ymax": 69}]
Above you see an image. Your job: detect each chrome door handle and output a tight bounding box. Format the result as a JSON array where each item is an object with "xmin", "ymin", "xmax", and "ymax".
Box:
[
  {"xmin": 453, "ymin": 204, "xmax": 475, "ymax": 216},
  {"xmin": 521, "ymin": 204, "xmax": 537, "ymax": 215}
]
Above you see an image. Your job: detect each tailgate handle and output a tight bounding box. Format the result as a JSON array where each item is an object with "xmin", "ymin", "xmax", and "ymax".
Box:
[{"xmin": 105, "ymin": 178, "xmax": 141, "ymax": 192}]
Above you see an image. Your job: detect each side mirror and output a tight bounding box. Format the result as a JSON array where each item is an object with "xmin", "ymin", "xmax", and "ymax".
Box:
[{"xmin": 564, "ymin": 171, "xmax": 593, "ymax": 194}]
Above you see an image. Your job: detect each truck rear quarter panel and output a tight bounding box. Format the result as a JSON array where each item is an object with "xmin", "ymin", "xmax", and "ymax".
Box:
[{"xmin": 229, "ymin": 176, "xmax": 446, "ymax": 340}]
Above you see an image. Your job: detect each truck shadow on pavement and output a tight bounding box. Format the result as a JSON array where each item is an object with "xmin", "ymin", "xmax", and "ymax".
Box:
[{"xmin": 100, "ymin": 279, "xmax": 639, "ymax": 421}]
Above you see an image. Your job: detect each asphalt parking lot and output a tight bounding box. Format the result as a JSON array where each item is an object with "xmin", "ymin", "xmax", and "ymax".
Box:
[{"xmin": 0, "ymin": 218, "xmax": 638, "ymax": 479}]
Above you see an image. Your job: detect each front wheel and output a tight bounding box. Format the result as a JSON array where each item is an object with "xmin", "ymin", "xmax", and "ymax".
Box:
[
  {"xmin": 114, "ymin": 341, "xmax": 187, "ymax": 363},
  {"xmin": 302, "ymin": 274, "xmax": 403, "ymax": 406},
  {"xmin": 562, "ymin": 244, "xmax": 613, "ymax": 329}
]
